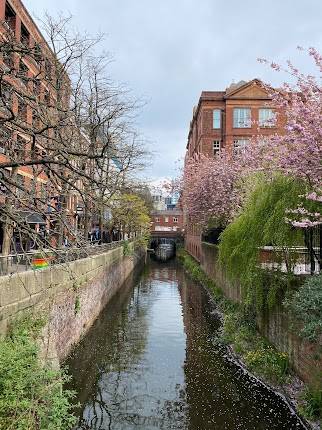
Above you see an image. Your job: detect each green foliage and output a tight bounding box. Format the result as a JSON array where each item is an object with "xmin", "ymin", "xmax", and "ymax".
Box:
[
  {"xmin": 134, "ymin": 234, "xmax": 150, "ymax": 249},
  {"xmin": 178, "ymin": 248, "xmax": 290, "ymax": 384},
  {"xmin": 112, "ymin": 193, "xmax": 151, "ymax": 238},
  {"xmin": 0, "ymin": 315, "xmax": 76, "ymax": 430},
  {"xmin": 74, "ymin": 296, "xmax": 81, "ymax": 315},
  {"xmin": 244, "ymin": 346, "xmax": 289, "ymax": 382},
  {"xmin": 123, "ymin": 240, "xmax": 133, "ymax": 256},
  {"xmin": 221, "ymin": 307, "xmax": 289, "ymax": 383},
  {"xmin": 177, "ymin": 248, "xmax": 223, "ymax": 299},
  {"xmin": 301, "ymin": 383, "xmax": 322, "ymax": 420},
  {"xmin": 284, "ymin": 274, "xmax": 322, "ymax": 342},
  {"xmin": 219, "ymin": 175, "xmax": 307, "ymax": 310}
]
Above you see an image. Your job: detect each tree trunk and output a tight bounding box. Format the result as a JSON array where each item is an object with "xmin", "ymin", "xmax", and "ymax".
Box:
[
  {"xmin": 1, "ymin": 167, "xmax": 18, "ymax": 256},
  {"xmin": 1, "ymin": 217, "xmax": 13, "ymax": 256}
]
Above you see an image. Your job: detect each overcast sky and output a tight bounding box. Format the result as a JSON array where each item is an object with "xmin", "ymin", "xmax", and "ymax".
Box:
[{"xmin": 24, "ymin": 0, "xmax": 322, "ymax": 183}]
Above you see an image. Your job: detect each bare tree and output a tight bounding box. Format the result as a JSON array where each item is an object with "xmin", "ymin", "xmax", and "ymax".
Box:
[
  {"xmin": 72, "ymin": 55, "xmax": 148, "ymax": 241},
  {"xmin": 0, "ymin": 13, "xmax": 149, "ymax": 264}
]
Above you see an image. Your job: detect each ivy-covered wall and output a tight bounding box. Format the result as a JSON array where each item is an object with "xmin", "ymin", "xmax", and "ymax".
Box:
[{"xmin": 200, "ymin": 242, "xmax": 322, "ymax": 386}]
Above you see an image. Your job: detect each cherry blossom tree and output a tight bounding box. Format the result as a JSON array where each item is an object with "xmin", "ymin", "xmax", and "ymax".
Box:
[
  {"xmin": 183, "ymin": 152, "xmax": 244, "ymax": 226},
  {"xmin": 252, "ymin": 47, "xmax": 322, "ymax": 226},
  {"xmin": 183, "ymin": 47, "xmax": 322, "ymax": 229}
]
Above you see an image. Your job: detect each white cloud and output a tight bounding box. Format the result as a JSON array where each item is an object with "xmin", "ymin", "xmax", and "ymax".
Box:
[{"xmin": 24, "ymin": 0, "xmax": 322, "ymax": 180}]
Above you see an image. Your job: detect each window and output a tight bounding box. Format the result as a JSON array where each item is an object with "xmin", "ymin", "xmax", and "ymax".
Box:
[
  {"xmin": 34, "ymin": 79, "xmax": 41, "ymax": 97},
  {"xmin": 155, "ymin": 217, "xmax": 160, "ymax": 223},
  {"xmin": 44, "ymin": 89, "xmax": 50, "ymax": 105},
  {"xmin": 40, "ymin": 183, "xmax": 47, "ymax": 200},
  {"xmin": 3, "ymin": 50, "xmax": 14, "ymax": 69},
  {"xmin": 213, "ymin": 109, "xmax": 221, "ymax": 129},
  {"xmin": 259, "ymin": 108, "xmax": 276, "ymax": 127},
  {"xmin": 20, "ymin": 23, "xmax": 30, "ymax": 47},
  {"xmin": 0, "ymin": 169, "xmax": 10, "ymax": 193},
  {"xmin": 33, "ymin": 43, "xmax": 42, "ymax": 65},
  {"xmin": 17, "ymin": 97, "xmax": 27, "ymax": 122},
  {"xmin": 16, "ymin": 135, "xmax": 26, "ymax": 159},
  {"xmin": 213, "ymin": 140, "xmax": 221, "ymax": 156},
  {"xmin": 233, "ymin": 139, "xmax": 249, "ymax": 154},
  {"xmin": 173, "ymin": 217, "xmax": 178, "ymax": 223},
  {"xmin": 44, "ymin": 59, "xmax": 52, "ymax": 80},
  {"xmin": 164, "ymin": 216, "xmax": 169, "ymax": 223},
  {"xmin": 0, "ymin": 82, "xmax": 12, "ymax": 110},
  {"xmin": 5, "ymin": 2, "xmax": 16, "ymax": 33},
  {"xmin": 233, "ymin": 108, "xmax": 251, "ymax": 128},
  {"xmin": 19, "ymin": 60, "xmax": 29, "ymax": 86},
  {"xmin": 0, "ymin": 126, "xmax": 11, "ymax": 155},
  {"xmin": 15, "ymin": 173, "xmax": 24, "ymax": 198}
]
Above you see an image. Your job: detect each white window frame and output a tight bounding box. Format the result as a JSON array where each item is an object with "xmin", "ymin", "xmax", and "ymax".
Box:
[
  {"xmin": 213, "ymin": 109, "xmax": 221, "ymax": 129},
  {"xmin": 233, "ymin": 108, "xmax": 251, "ymax": 128},
  {"xmin": 233, "ymin": 138, "xmax": 249, "ymax": 154},
  {"xmin": 259, "ymin": 108, "xmax": 276, "ymax": 127},
  {"xmin": 164, "ymin": 216, "xmax": 169, "ymax": 223},
  {"xmin": 155, "ymin": 217, "xmax": 160, "ymax": 223},
  {"xmin": 213, "ymin": 140, "xmax": 221, "ymax": 156},
  {"xmin": 173, "ymin": 217, "xmax": 178, "ymax": 223}
]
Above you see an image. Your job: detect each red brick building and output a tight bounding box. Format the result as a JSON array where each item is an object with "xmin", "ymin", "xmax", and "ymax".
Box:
[
  {"xmin": 151, "ymin": 209, "xmax": 184, "ymax": 238},
  {"xmin": 0, "ymin": 0, "xmax": 75, "ymax": 252},
  {"xmin": 185, "ymin": 79, "xmax": 285, "ymax": 260}
]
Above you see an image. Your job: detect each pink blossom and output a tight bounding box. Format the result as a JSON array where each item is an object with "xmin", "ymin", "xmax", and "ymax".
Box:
[{"xmin": 183, "ymin": 48, "xmax": 322, "ymax": 229}]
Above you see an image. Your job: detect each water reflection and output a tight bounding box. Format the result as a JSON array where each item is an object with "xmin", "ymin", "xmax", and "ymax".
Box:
[{"xmin": 66, "ymin": 260, "xmax": 307, "ymax": 430}]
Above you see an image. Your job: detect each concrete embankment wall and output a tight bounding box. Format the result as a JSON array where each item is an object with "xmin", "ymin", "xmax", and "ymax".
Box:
[
  {"xmin": 0, "ymin": 243, "xmax": 145, "ymax": 363},
  {"xmin": 200, "ymin": 242, "xmax": 322, "ymax": 386}
]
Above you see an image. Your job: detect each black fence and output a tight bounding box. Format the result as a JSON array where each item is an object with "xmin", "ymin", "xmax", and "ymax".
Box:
[
  {"xmin": 304, "ymin": 225, "xmax": 322, "ymax": 275},
  {"xmin": 0, "ymin": 240, "xmax": 127, "ymax": 276}
]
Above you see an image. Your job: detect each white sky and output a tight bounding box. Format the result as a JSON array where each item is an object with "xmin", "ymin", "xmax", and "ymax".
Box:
[{"xmin": 24, "ymin": 0, "xmax": 322, "ymax": 181}]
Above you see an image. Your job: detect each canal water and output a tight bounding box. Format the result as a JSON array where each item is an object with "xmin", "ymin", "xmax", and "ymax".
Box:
[{"xmin": 66, "ymin": 260, "xmax": 307, "ymax": 430}]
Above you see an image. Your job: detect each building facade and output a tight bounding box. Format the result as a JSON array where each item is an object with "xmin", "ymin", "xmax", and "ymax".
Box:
[
  {"xmin": 184, "ymin": 79, "xmax": 285, "ymax": 260},
  {"xmin": 0, "ymin": 0, "xmax": 75, "ymax": 252},
  {"xmin": 151, "ymin": 209, "xmax": 184, "ymax": 238}
]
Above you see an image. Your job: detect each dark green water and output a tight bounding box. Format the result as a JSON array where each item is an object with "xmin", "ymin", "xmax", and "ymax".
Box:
[{"xmin": 66, "ymin": 260, "xmax": 307, "ymax": 430}]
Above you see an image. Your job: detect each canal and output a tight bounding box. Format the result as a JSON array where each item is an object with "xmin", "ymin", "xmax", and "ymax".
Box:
[{"xmin": 66, "ymin": 259, "xmax": 307, "ymax": 430}]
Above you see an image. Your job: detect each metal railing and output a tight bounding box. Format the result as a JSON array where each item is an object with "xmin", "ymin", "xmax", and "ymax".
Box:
[
  {"xmin": 260, "ymin": 244, "xmax": 321, "ymax": 275},
  {"xmin": 304, "ymin": 225, "xmax": 322, "ymax": 275},
  {"xmin": 0, "ymin": 240, "xmax": 128, "ymax": 276}
]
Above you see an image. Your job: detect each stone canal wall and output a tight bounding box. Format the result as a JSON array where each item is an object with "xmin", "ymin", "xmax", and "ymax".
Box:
[
  {"xmin": 0, "ymin": 243, "xmax": 145, "ymax": 363},
  {"xmin": 200, "ymin": 242, "xmax": 322, "ymax": 386}
]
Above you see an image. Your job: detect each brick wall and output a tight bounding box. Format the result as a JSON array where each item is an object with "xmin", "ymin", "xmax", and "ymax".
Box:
[
  {"xmin": 0, "ymin": 243, "xmax": 145, "ymax": 362},
  {"xmin": 200, "ymin": 242, "xmax": 322, "ymax": 386}
]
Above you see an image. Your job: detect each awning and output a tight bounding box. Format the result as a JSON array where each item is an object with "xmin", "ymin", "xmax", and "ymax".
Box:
[{"xmin": 18, "ymin": 211, "xmax": 46, "ymax": 225}]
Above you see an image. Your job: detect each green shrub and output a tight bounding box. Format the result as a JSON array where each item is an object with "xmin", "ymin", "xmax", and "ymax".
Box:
[
  {"xmin": 122, "ymin": 240, "xmax": 133, "ymax": 256},
  {"xmin": 244, "ymin": 346, "xmax": 289, "ymax": 383},
  {"xmin": 0, "ymin": 315, "xmax": 76, "ymax": 430},
  {"xmin": 301, "ymin": 383, "xmax": 322, "ymax": 420},
  {"xmin": 221, "ymin": 305, "xmax": 289, "ymax": 383},
  {"xmin": 218, "ymin": 175, "xmax": 310, "ymax": 312},
  {"xmin": 284, "ymin": 274, "xmax": 322, "ymax": 342}
]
